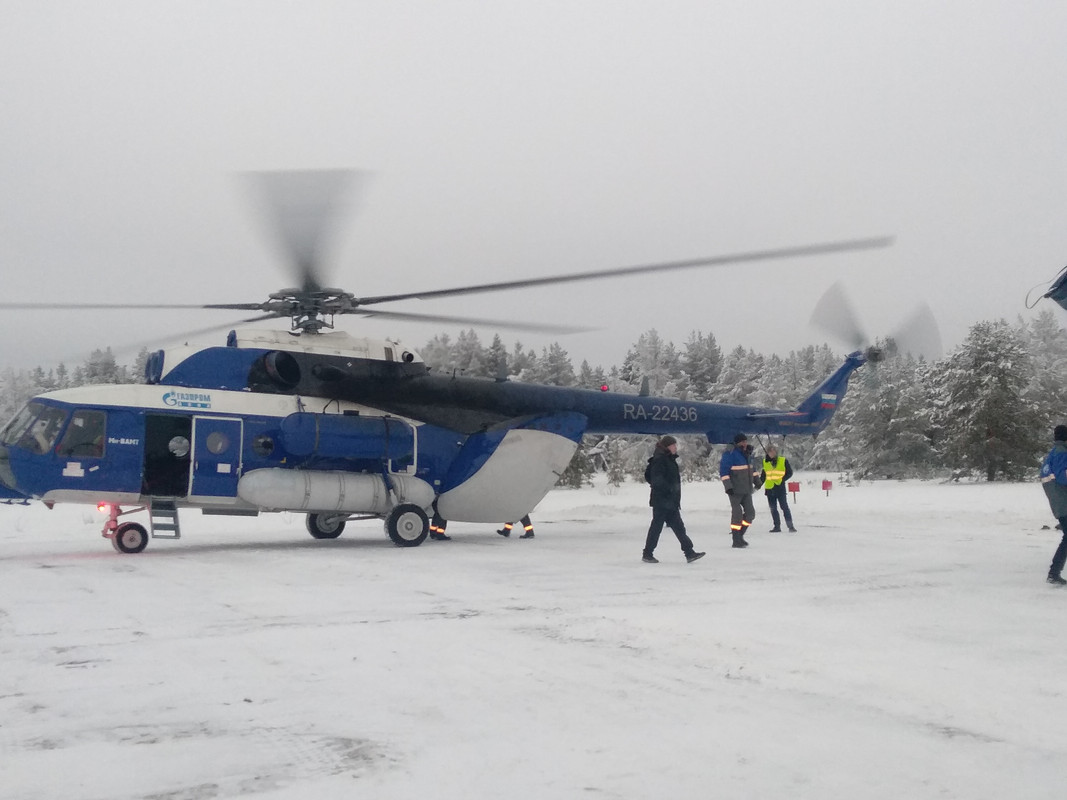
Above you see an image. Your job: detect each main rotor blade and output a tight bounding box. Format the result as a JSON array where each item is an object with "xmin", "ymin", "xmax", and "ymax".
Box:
[
  {"xmin": 889, "ymin": 304, "xmax": 943, "ymax": 361},
  {"xmin": 347, "ymin": 308, "xmax": 594, "ymax": 335},
  {"xmin": 0, "ymin": 302, "xmax": 214, "ymax": 310},
  {"xmin": 353, "ymin": 236, "xmax": 894, "ymax": 306},
  {"xmin": 107, "ymin": 314, "xmax": 284, "ymax": 357},
  {"xmin": 810, "ymin": 281, "xmax": 868, "ymax": 351},
  {"xmin": 245, "ymin": 169, "xmax": 360, "ymax": 294}
]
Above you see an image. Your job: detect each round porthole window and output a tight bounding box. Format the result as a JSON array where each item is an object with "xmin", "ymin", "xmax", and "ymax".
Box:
[
  {"xmin": 168, "ymin": 436, "xmax": 190, "ymax": 458},
  {"xmin": 205, "ymin": 431, "xmax": 229, "ymax": 455},
  {"xmin": 252, "ymin": 434, "xmax": 275, "ymax": 457}
]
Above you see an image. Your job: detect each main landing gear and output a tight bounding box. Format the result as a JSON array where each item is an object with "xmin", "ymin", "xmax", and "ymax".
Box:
[
  {"xmin": 306, "ymin": 513, "xmax": 347, "ymax": 539},
  {"xmin": 305, "ymin": 505, "xmax": 431, "ymax": 547},
  {"xmin": 385, "ymin": 503, "xmax": 430, "ymax": 547}
]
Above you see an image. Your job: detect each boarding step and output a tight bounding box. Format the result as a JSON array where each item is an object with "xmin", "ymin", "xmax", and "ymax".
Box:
[{"xmin": 149, "ymin": 501, "xmax": 181, "ymax": 539}]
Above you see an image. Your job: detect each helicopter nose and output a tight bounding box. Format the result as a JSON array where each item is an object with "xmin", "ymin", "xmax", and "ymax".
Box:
[{"xmin": 0, "ymin": 444, "xmax": 28, "ymax": 501}]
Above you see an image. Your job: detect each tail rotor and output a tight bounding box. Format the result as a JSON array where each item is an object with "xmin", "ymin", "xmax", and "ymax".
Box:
[{"xmin": 810, "ymin": 281, "xmax": 942, "ymax": 362}]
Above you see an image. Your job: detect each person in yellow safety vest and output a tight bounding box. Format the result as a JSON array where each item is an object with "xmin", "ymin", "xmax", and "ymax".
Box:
[
  {"xmin": 760, "ymin": 443, "xmax": 797, "ymax": 532},
  {"xmin": 497, "ymin": 515, "xmax": 535, "ymax": 538}
]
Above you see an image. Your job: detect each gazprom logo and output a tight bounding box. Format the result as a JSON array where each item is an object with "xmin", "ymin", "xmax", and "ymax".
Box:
[{"xmin": 162, "ymin": 391, "xmax": 212, "ymax": 409}]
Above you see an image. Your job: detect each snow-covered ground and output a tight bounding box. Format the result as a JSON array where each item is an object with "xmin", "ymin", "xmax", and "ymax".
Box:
[{"xmin": 2, "ymin": 473, "xmax": 1066, "ymax": 799}]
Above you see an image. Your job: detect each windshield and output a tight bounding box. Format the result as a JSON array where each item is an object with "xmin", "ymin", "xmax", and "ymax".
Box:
[
  {"xmin": 1, "ymin": 403, "xmax": 70, "ymax": 454},
  {"xmin": 0, "ymin": 402, "xmax": 44, "ymax": 446}
]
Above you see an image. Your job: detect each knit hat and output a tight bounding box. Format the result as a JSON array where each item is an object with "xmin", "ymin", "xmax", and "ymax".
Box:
[
  {"xmin": 1055, "ymin": 425, "xmax": 1067, "ymax": 442},
  {"xmin": 733, "ymin": 432, "xmax": 748, "ymax": 444},
  {"xmin": 658, "ymin": 435, "xmax": 677, "ymax": 449}
]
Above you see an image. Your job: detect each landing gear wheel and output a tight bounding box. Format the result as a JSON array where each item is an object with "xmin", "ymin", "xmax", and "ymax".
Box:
[
  {"xmin": 385, "ymin": 504, "xmax": 429, "ymax": 547},
  {"xmin": 112, "ymin": 522, "xmax": 149, "ymax": 554},
  {"xmin": 306, "ymin": 513, "xmax": 346, "ymax": 539}
]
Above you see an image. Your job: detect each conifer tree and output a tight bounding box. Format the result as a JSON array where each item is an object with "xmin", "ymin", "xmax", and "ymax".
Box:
[
  {"xmin": 1022, "ymin": 309, "xmax": 1067, "ymax": 431},
  {"xmin": 680, "ymin": 330, "xmax": 722, "ymax": 400},
  {"xmin": 485, "ymin": 334, "xmax": 509, "ymax": 378},
  {"xmin": 933, "ymin": 320, "xmax": 1043, "ymax": 480}
]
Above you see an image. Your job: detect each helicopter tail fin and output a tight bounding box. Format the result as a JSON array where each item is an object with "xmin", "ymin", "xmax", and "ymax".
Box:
[
  {"xmin": 792, "ymin": 351, "xmax": 868, "ymax": 431},
  {"xmin": 738, "ymin": 351, "xmax": 868, "ymax": 440}
]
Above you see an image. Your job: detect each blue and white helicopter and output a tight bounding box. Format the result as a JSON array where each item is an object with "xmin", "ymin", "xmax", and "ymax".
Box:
[{"xmin": 0, "ymin": 171, "xmax": 893, "ymax": 553}]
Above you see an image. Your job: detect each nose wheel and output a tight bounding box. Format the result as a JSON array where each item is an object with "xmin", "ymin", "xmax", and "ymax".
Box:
[
  {"xmin": 111, "ymin": 522, "xmax": 149, "ymax": 554},
  {"xmin": 100, "ymin": 503, "xmax": 151, "ymax": 554}
]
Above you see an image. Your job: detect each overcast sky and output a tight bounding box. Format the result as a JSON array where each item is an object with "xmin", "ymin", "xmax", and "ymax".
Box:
[{"xmin": 3, "ymin": 1, "xmax": 1067, "ymax": 372}]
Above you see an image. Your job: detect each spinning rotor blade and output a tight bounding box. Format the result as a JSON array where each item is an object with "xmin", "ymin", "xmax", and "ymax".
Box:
[
  {"xmin": 0, "ymin": 302, "xmax": 211, "ymax": 310},
  {"xmin": 246, "ymin": 169, "xmax": 360, "ymax": 293},
  {"xmin": 810, "ymin": 281, "xmax": 869, "ymax": 351},
  {"xmin": 889, "ymin": 304, "xmax": 942, "ymax": 361},
  {"xmin": 104, "ymin": 314, "xmax": 283, "ymax": 359},
  {"xmin": 353, "ymin": 237, "xmax": 894, "ymax": 306},
  {"xmin": 348, "ymin": 308, "xmax": 593, "ymax": 335}
]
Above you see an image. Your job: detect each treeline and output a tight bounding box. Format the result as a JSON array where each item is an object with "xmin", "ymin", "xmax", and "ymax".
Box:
[{"xmin": 3, "ymin": 312, "xmax": 1066, "ymax": 483}]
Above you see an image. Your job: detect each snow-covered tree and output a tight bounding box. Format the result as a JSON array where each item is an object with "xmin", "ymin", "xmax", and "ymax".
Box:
[
  {"xmin": 419, "ymin": 334, "xmax": 454, "ymax": 371},
  {"xmin": 680, "ymin": 330, "xmax": 722, "ymax": 400},
  {"xmin": 532, "ymin": 342, "xmax": 576, "ymax": 387},
  {"xmin": 711, "ymin": 346, "xmax": 760, "ymax": 404},
  {"xmin": 1022, "ymin": 309, "xmax": 1067, "ymax": 431},
  {"xmin": 933, "ymin": 320, "xmax": 1043, "ymax": 481},
  {"xmin": 620, "ymin": 329, "xmax": 681, "ymax": 395},
  {"xmin": 485, "ymin": 334, "xmax": 509, "ymax": 379}
]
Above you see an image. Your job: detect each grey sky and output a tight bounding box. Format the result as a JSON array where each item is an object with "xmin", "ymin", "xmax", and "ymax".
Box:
[{"xmin": 3, "ymin": 1, "xmax": 1067, "ymax": 372}]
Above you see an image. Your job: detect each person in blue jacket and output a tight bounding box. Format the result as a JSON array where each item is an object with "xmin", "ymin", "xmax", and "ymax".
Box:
[
  {"xmin": 1040, "ymin": 424, "xmax": 1067, "ymax": 585},
  {"xmin": 720, "ymin": 432, "xmax": 763, "ymax": 548}
]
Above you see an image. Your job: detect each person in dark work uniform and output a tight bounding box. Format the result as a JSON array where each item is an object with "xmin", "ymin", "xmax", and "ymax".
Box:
[
  {"xmin": 498, "ymin": 515, "xmax": 535, "ymax": 538},
  {"xmin": 429, "ymin": 509, "xmax": 451, "ymax": 541},
  {"xmin": 720, "ymin": 432, "xmax": 762, "ymax": 548},
  {"xmin": 642, "ymin": 436, "xmax": 705, "ymax": 564}
]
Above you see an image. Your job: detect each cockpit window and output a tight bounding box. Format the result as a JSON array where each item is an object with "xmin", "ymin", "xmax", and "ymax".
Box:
[
  {"xmin": 56, "ymin": 410, "xmax": 107, "ymax": 458},
  {"xmin": 0, "ymin": 402, "xmax": 44, "ymax": 446},
  {"xmin": 16, "ymin": 405, "xmax": 69, "ymax": 454}
]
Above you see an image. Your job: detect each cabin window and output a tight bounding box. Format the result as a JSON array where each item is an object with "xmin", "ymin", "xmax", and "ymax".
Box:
[
  {"xmin": 205, "ymin": 431, "xmax": 230, "ymax": 455},
  {"xmin": 168, "ymin": 436, "xmax": 190, "ymax": 458},
  {"xmin": 56, "ymin": 410, "xmax": 107, "ymax": 458},
  {"xmin": 17, "ymin": 405, "xmax": 69, "ymax": 455},
  {"xmin": 251, "ymin": 434, "xmax": 275, "ymax": 457}
]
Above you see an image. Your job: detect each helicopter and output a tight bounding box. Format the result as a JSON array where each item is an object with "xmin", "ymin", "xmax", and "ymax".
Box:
[{"xmin": 0, "ymin": 170, "xmax": 894, "ymax": 553}]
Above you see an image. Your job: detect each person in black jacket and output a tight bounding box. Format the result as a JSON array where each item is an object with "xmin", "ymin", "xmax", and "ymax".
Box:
[{"xmin": 642, "ymin": 436, "xmax": 705, "ymax": 564}]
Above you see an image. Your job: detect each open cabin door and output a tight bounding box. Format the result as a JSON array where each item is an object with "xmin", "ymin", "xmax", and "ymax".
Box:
[{"xmin": 142, "ymin": 414, "xmax": 192, "ymax": 498}]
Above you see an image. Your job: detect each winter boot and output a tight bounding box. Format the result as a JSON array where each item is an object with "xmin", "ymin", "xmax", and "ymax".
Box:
[
  {"xmin": 642, "ymin": 553, "xmax": 659, "ymax": 563},
  {"xmin": 731, "ymin": 532, "xmax": 748, "ymax": 548},
  {"xmin": 429, "ymin": 532, "xmax": 451, "ymax": 541},
  {"xmin": 787, "ymin": 525, "xmax": 798, "ymax": 533},
  {"xmin": 520, "ymin": 531, "xmax": 535, "ymax": 539},
  {"xmin": 769, "ymin": 526, "xmax": 781, "ymax": 533},
  {"xmin": 496, "ymin": 528, "xmax": 510, "ymax": 537},
  {"xmin": 686, "ymin": 551, "xmax": 706, "ymax": 563},
  {"xmin": 1048, "ymin": 572, "xmax": 1066, "ymax": 586}
]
